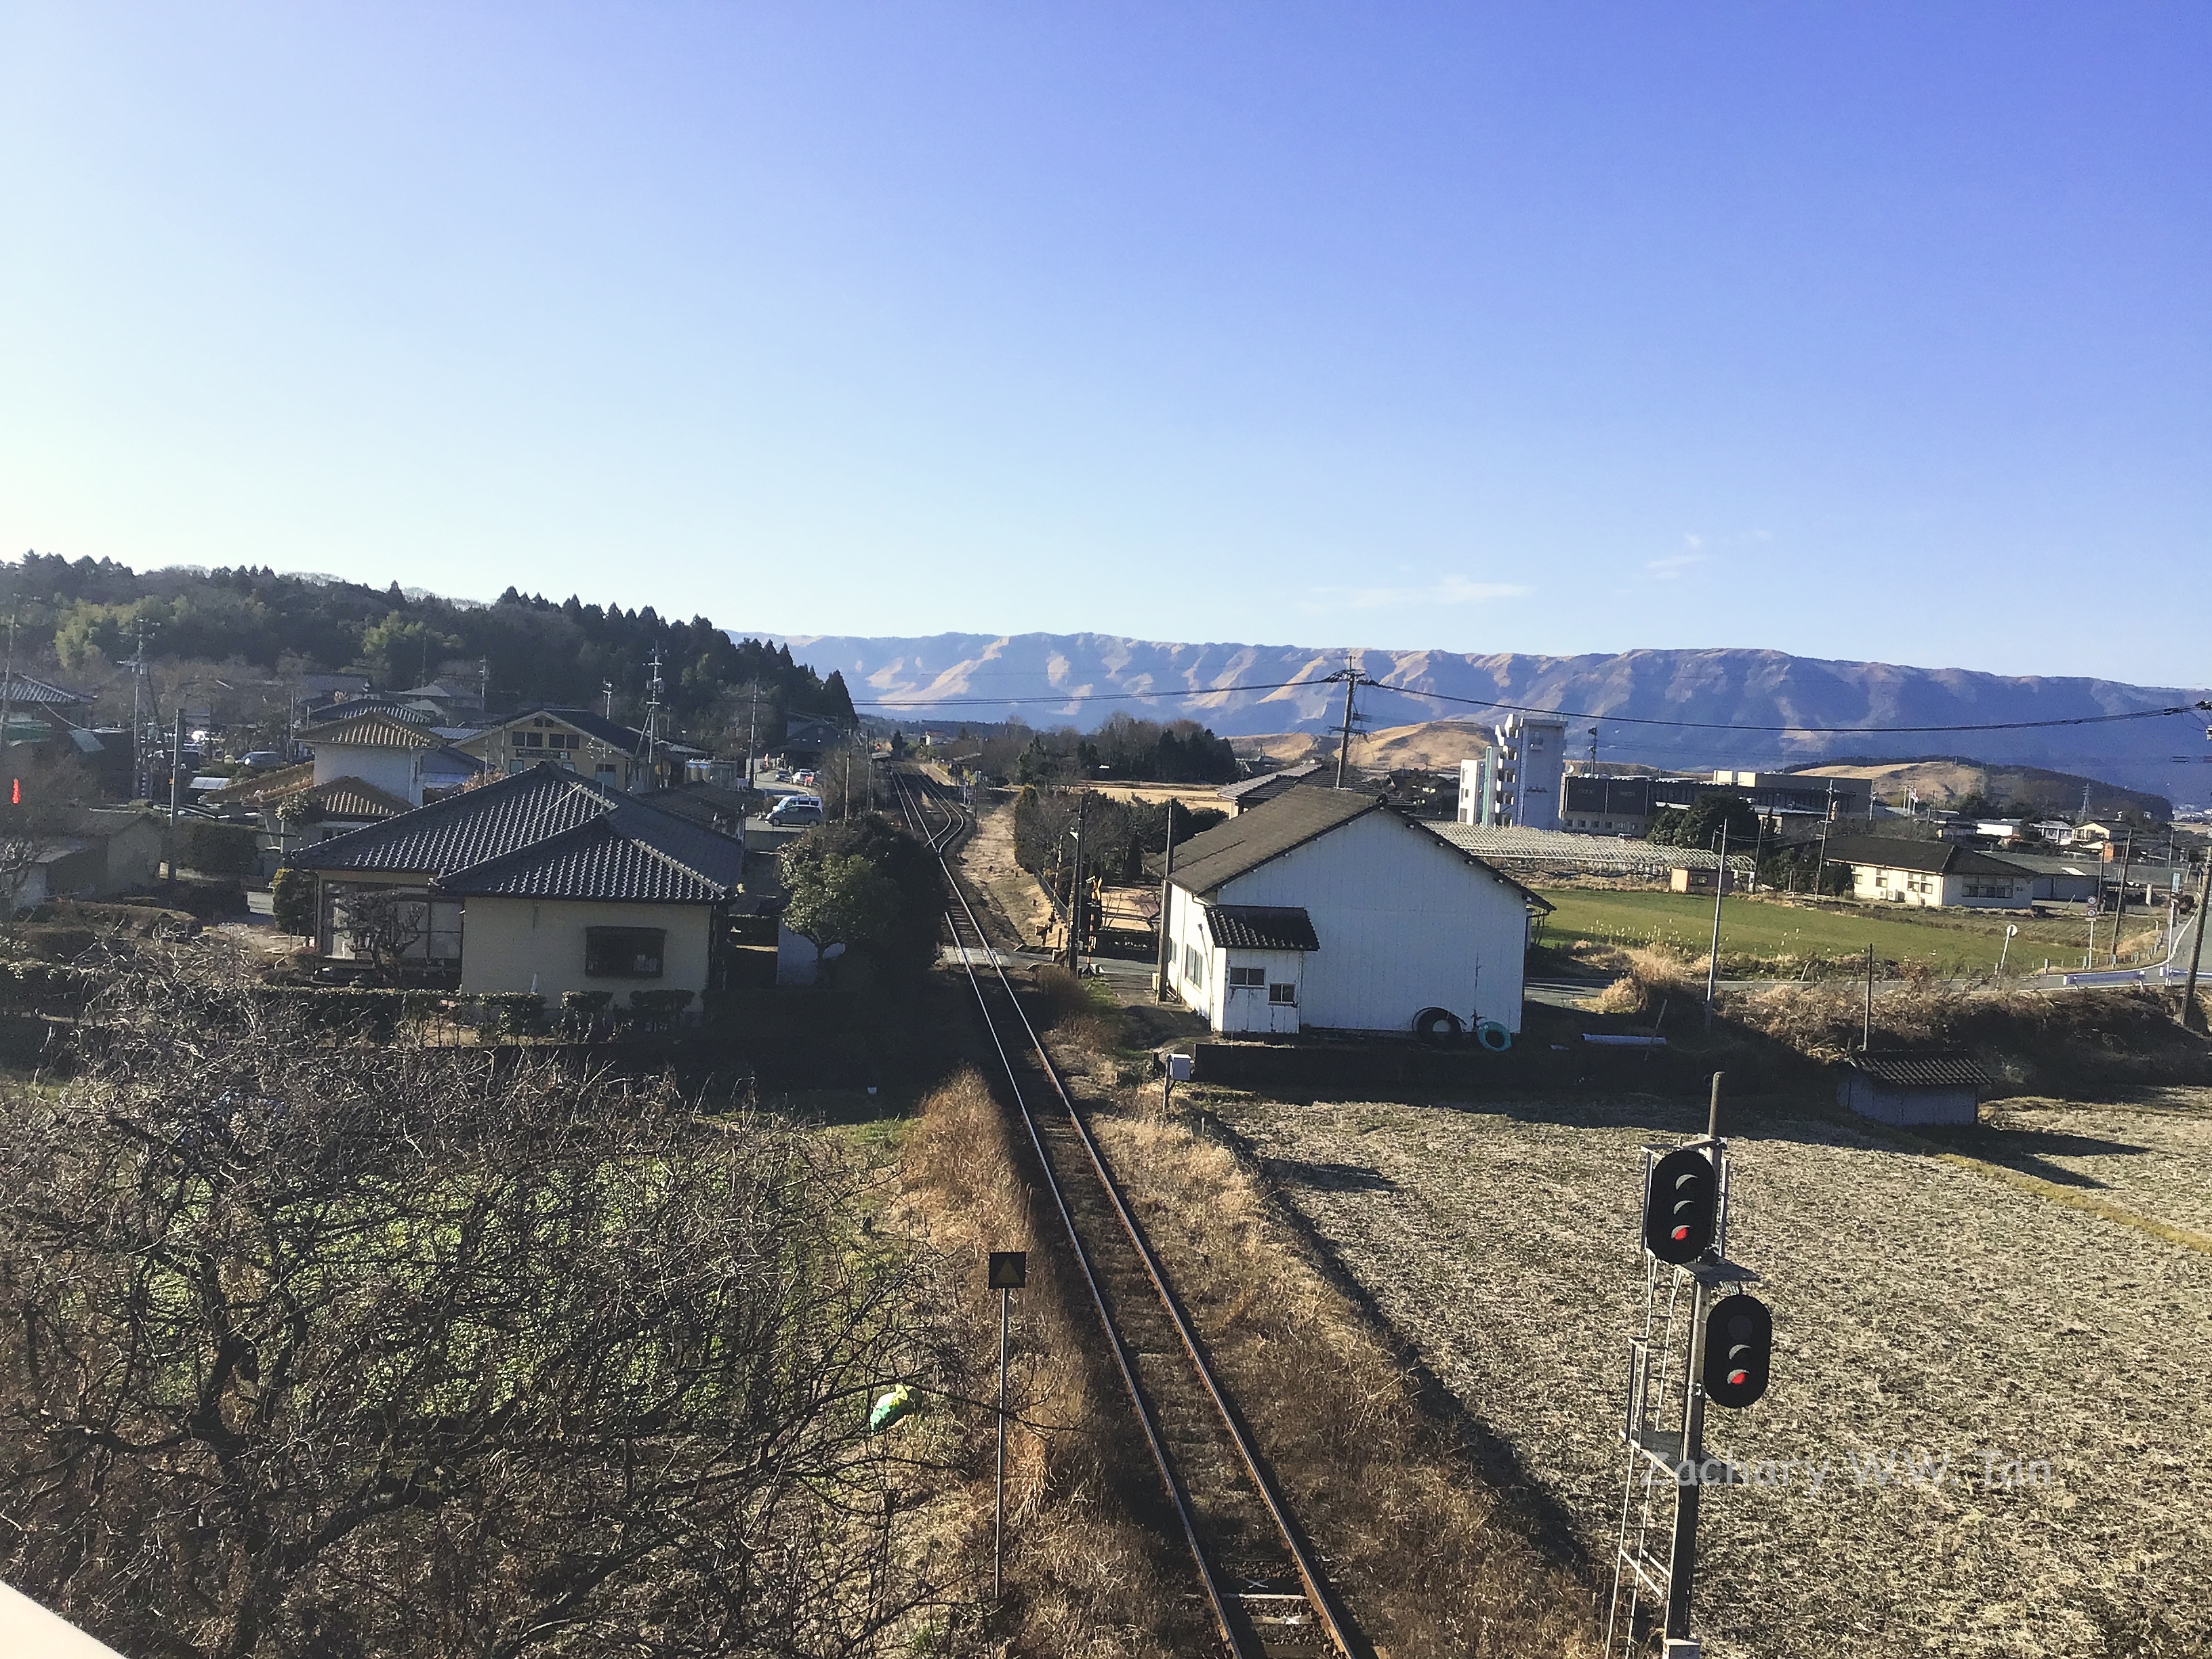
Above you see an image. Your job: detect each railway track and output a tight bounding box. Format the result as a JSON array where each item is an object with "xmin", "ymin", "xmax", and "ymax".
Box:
[{"xmin": 889, "ymin": 771, "xmax": 1364, "ymax": 1659}]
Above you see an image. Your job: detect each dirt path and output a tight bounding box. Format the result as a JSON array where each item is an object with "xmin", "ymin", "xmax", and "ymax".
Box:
[
  {"xmin": 962, "ymin": 794, "xmax": 1058, "ymax": 949},
  {"xmin": 1205, "ymin": 1088, "xmax": 2212, "ymax": 1659}
]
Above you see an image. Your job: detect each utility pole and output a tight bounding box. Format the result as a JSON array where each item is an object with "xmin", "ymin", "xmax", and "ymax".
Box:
[
  {"xmin": 1814, "ymin": 777, "xmax": 1837, "ymax": 903},
  {"xmin": 1065, "ymin": 797, "xmax": 1087, "ymax": 972},
  {"xmin": 1863, "ymin": 942, "xmax": 1875, "ymax": 1052},
  {"xmin": 1703, "ymin": 822, "xmax": 1728, "ymax": 1031},
  {"xmin": 2108, "ymin": 830, "xmax": 2135, "ymax": 966},
  {"xmin": 1155, "ymin": 804, "xmax": 1179, "ymax": 1002},
  {"xmin": 1323, "ymin": 656, "xmax": 1377, "ymax": 789},
  {"xmin": 2181, "ymin": 852, "xmax": 2212, "ymax": 1031},
  {"xmin": 0, "ymin": 602, "xmax": 17, "ymax": 758},
  {"xmin": 170, "ymin": 707, "xmax": 186, "ymax": 829}
]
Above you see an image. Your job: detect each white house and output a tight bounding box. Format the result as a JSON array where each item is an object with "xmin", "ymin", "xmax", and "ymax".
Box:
[
  {"xmin": 1153, "ymin": 785, "xmax": 1547, "ymax": 1038},
  {"xmin": 294, "ymin": 709, "xmax": 480, "ymax": 809},
  {"xmin": 1822, "ymin": 836, "xmax": 2034, "ymax": 909}
]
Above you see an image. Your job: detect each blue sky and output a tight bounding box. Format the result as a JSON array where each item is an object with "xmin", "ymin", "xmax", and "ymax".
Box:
[{"xmin": 3, "ymin": 3, "xmax": 2205, "ymax": 684}]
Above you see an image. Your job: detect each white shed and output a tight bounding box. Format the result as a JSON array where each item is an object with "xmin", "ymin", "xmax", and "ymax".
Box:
[{"xmin": 1153, "ymin": 785, "xmax": 1548, "ymax": 1039}]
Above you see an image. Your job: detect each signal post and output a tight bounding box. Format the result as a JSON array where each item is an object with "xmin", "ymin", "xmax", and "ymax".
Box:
[{"xmin": 1607, "ymin": 1074, "xmax": 1776, "ymax": 1658}]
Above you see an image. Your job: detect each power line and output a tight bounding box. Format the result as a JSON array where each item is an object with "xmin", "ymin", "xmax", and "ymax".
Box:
[{"xmin": 855, "ymin": 674, "xmax": 2208, "ymax": 737}]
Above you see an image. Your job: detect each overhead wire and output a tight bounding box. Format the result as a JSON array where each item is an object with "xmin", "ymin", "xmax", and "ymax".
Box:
[{"xmin": 856, "ymin": 674, "xmax": 2206, "ymax": 737}]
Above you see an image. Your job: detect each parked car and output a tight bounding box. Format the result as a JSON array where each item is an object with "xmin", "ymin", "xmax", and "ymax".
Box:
[
  {"xmin": 240, "ymin": 751, "xmax": 286, "ymax": 769},
  {"xmin": 766, "ymin": 796, "xmax": 823, "ymax": 827}
]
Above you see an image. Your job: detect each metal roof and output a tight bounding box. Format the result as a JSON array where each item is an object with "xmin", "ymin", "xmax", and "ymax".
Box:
[
  {"xmin": 1154, "ymin": 783, "xmax": 1550, "ymax": 913},
  {"xmin": 289, "ymin": 763, "xmax": 745, "ymax": 904},
  {"xmin": 1432, "ymin": 823, "xmax": 1758, "ymax": 878},
  {"xmin": 1847, "ymin": 1051, "xmax": 1988, "ymax": 1089},
  {"xmin": 1158, "ymin": 784, "xmax": 1382, "ymax": 895},
  {"xmin": 1821, "ymin": 836, "xmax": 2033, "ymax": 879},
  {"xmin": 1216, "ymin": 761, "xmax": 1325, "ymax": 802},
  {"xmin": 1206, "ymin": 905, "xmax": 1320, "ymax": 951}
]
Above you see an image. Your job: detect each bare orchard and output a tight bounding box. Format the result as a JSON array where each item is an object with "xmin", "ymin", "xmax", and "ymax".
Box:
[{"xmin": 1205, "ymin": 1087, "xmax": 2212, "ymax": 1659}]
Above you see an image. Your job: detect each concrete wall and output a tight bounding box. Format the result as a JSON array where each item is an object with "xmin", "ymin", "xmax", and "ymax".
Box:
[
  {"xmin": 310, "ymin": 743, "xmax": 422, "ymax": 806},
  {"xmin": 1838, "ymin": 1072, "xmax": 1978, "ymax": 1127},
  {"xmin": 459, "ymin": 897, "xmax": 714, "ymax": 998},
  {"xmin": 1171, "ymin": 809, "xmax": 1530, "ymax": 1036}
]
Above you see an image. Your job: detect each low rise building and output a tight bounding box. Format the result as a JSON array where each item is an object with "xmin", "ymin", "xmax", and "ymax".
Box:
[
  {"xmin": 1155, "ymin": 785, "xmax": 1547, "ymax": 1039},
  {"xmin": 1822, "ymin": 835, "xmax": 2034, "ymax": 909},
  {"xmin": 288, "ymin": 763, "xmax": 747, "ymax": 998}
]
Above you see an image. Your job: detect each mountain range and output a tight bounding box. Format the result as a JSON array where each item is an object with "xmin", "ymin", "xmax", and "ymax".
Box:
[{"xmin": 769, "ymin": 632, "xmax": 2212, "ymax": 804}]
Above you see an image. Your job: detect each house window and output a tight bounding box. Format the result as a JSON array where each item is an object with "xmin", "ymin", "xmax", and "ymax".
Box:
[
  {"xmin": 1269, "ymin": 982, "xmax": 1297, "ymax": 1006},
  {"xmin": 518, "ymin": 731, "xmax": 544, "ymax": 749},
  {"xmin": 585, "ymin": 926, "xmax": 666, "ymax": 979},
  {"xmin": 1228, "ymin": 965, "xmax": 1265, "ymax": 989},
  {"xmin": 1182, "ymin": 943, "xmax": 1206, "ymax": 986}
]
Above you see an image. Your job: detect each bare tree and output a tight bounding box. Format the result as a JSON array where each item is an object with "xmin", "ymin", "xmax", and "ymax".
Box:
[
  {"xmin": 0, "ymin": 747, "xmax": 98, "ymax": 924},
  {"xmin": 0, "ymin": 947, "xmax": 972, "ymax": 1657}
]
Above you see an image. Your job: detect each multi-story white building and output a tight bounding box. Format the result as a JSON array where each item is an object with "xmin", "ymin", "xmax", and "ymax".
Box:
[{"xmin": 1454, "ymin": 713, "xmax": 1568, "ymax": 830}]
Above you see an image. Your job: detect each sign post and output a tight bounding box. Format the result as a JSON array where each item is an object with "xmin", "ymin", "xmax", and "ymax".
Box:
[
  {"xmin": 1162, "ymin": 1051, "xmax": 1193, "ymax": 1116},
  {"xmin": 986, "ymin": 1250, "xmax": 1027, "ymax": 1598}
]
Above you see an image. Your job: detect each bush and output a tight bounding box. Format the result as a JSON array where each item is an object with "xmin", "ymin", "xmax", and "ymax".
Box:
[
  {"xmin": 627, "ymin": 989, "xmax": 695, "ymax": 1033},
  {"xmin": 0, "ymin": 960, "xmax": 98, "ymax": 1015},
  {"xmin": 271, "ymin": 867, "xmax": 316, "ymax": 937},
  {"xmin": 476, "ymin": 992, "xmax": 544, "ymax": 1038},
  {"xmin": 559, "ymin": 989, "xmax": 613, "ymax": 1037},
  {"xmin": 181, "ymin": 820, "xmax": 260, "ymax": 878}
]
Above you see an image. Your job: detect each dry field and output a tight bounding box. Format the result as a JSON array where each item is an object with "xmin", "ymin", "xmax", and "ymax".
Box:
[{"xmin": 1202, "ymin": 1086, "xmax": 2212, "ymax": 1659}]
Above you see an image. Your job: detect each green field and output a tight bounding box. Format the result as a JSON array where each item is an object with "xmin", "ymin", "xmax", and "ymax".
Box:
[{"xmin": 1532, "ymin": 886, "xmax": 2163, "ymax": 975}]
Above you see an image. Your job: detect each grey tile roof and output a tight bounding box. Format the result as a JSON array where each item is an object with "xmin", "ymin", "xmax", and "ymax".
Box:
[
  {"xmin": 1822, "ymin": 836, "xmax": 2034, "ymax": 879},
  {"xmin": 1207, "ymin": 905, "xmax": 1320, "ymax": 951},
  {"xmin": 297, "ymin": 710, "xmax": 441, "ymax": 749},
  {"xmin": 289, "ymin": 764, "xmax": 746, "ymax": 904},
  {"xmin": 0, "ymin": 673, "xmax": 93, "ymax": 708}
]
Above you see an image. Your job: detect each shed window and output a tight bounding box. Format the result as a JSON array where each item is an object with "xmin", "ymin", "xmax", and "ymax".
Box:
[
  {"xmin": 586, "ymin": 926, "xmax": 666, "ymax": 979},
  {"xmin": 1227, "ymin": 965, "xmax": 1265, "ymax": 988},
  {"xmin": 1269, "ymin": 983, "xmax": 1297, "ymax": 1006}
]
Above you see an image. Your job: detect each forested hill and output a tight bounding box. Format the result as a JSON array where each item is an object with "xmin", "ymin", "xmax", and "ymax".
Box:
[
  {"xmin": 776, "ymin": 630, "xmax": 2212, "ymax": 802},
  {"xmin": 2, "ymin": 555, "xmax": 855, "ymax": 747}
]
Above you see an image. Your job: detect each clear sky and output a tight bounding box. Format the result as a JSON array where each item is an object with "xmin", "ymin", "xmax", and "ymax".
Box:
[{"xmin": 3, "ymin": 4, "xmax": 2205, "ymax": 684}]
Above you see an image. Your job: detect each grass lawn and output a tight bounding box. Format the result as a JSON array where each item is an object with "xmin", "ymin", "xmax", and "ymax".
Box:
[{"xmin": 1532, "ymin": 885, "xmax": 2163, "ymax": 973}]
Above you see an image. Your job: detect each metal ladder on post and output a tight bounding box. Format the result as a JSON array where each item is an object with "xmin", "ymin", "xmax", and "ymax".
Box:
[{"xmin": 1603, "ymin": 1139, "xmax": 1759, "ymax": 1659}]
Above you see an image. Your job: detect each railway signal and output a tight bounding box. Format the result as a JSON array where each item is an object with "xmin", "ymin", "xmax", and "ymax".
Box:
[
  {"xmin": 1702, "ymin": 1294, "xmax": 1772, "ymax": 1410},
  {"xmin": 987, "ymin": 1251, "xmax": 1027, "ymax": 1599},
  {"xmin": 1643, "ymin": 1146, "xmax": 1717, "ymax": 1264}
]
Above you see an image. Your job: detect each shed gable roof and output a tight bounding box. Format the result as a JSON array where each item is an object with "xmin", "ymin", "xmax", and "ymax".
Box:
[{"xmin": 1157, "ymin": 785, "xmax": 1380, "ymax": 895}]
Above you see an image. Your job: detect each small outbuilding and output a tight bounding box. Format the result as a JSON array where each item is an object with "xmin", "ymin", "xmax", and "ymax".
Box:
[
  {"xmin": 1837, "ymin": 1051, "xmax": 1988, "ymax": 1128},
  {"xmin": 1152, "ymin": 783, "xmax": 1548, "ymax": 1039}
]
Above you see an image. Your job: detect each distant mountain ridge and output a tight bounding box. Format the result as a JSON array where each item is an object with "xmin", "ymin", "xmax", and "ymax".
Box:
[{"xmin": 764, "ymin": 631, "xmax": 2211, "ymax": 803}]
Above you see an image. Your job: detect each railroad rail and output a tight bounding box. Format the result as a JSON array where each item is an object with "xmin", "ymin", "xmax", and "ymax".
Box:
[{"xmin": 889, "ymin": 769, "xmax": 1363, "ymax": 1659}]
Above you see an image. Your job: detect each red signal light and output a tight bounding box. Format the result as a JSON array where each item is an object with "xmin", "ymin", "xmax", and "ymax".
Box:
[
  {"xmin": 9, "ymin": 779, "xmax": 16, "ymax": 805},
  {"xmin": 1727, "ymin": 1368, "xmax": 1749, "ymax": 1387},
  {"xmin": 1671, "ymin": 1225, "xmax": 1690, "ymax": 1241}
]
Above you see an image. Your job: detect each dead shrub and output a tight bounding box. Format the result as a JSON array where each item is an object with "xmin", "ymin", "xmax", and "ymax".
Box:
[
  {"xmin": 1594, "ymin": 945, "xmax": 1703, "ymax": 1015},
  {"xmin": 1030, "ymin": 962, "xmax": 1129, "ymax": 1053}
]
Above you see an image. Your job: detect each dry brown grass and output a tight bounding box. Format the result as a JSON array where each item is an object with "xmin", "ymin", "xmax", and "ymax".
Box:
[
  {"xmin": 1595, "ymin": 945, "xmax": 1705, "ymax": 1015},
  {"xmin": 1729, "ymin": 981, "xmax": 2212, "ymax": 1092},
  {"xmin": 1090, "ymin": 1102, "xmax": 1600, "ymax": 1658},
  {"xmin": 1028, "ymin": 964, "xmax": 1132, "ymax": 1057},
  {"xmin": 1210, "ymin": 1088, "xmax": 2212, "ymax": 1659},
  {"xmin": 897, "ymin": 1068, "xmax": 1206, "ymax": 1657}
]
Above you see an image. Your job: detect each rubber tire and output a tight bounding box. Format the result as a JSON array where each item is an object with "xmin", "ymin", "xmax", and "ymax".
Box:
[
  {"xmin": 1475, "ymin": 1019, "xmax": 1511, "ymax": 1052},
  {"xmin": 1412, "ymin": 1007, "xmax": 1465, "ymax": 1045}
]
